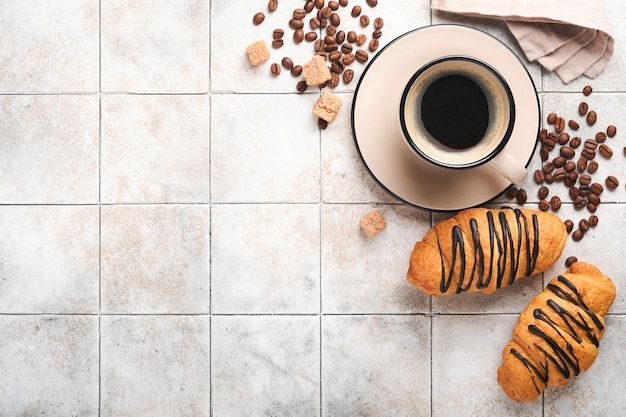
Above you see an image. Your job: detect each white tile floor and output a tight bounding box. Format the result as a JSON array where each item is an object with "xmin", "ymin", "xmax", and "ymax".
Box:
[{"xmin": 1, "ymin": 1, "xmax": 625, "ymax": 416}]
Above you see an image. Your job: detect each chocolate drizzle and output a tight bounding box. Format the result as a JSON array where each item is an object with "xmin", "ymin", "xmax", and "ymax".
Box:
[
  {"xmin": 438, "ymin": 208, "xmax": 540, "ymax": 294},
  {"xmin": 510, "ymin": 274, "xmax": 605, "ymax": 393}
]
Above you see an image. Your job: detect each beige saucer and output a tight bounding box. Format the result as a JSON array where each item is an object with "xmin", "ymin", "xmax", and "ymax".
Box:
[{"xmin": 351, "ymin": 24, "xmax": 540, "ymax": 211}]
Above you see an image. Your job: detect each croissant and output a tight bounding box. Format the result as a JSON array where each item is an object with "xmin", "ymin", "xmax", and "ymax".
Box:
[
  {"xmin": 406, "ymin": 207, "xmax": 567, "ymax": 295},
  {"xmin": 497, "ymin": 262, "xmax": 616, "ymax": 402}
]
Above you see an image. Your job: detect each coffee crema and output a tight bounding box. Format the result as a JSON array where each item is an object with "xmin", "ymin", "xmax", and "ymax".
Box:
[{"xmin": 401, "ymin": 57, "xmax": 514, "ymax": 168}]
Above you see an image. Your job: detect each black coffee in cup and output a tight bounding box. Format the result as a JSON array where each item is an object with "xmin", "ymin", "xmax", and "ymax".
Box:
[
  {"xmin": 400, "ymin": 56, "xmax": 515, "ymax": 170},
  {"xmin": 420, "ymin": 74, "xmax": 489, "ymax": 150}
]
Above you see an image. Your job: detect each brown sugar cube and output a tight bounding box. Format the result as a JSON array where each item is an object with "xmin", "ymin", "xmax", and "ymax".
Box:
[
  {"xmin": 359, "ymin": 210, "xmax": 387, "ymax": 237},
  {"xmin": 246, "ymin": 40, "xmax": 270, "ymax": 67},
  {"xmin": 302, "ymin": 55, "xmax": 332, "ymax": 86},
  {"xmin": 313, "ymin": 91, "xmax": 343, "ymax": 123}
]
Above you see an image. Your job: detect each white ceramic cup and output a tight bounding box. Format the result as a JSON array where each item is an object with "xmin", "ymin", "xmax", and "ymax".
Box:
[{"xmin": 399, "ymin": 56, "xmax": 527, "ymax": 185}]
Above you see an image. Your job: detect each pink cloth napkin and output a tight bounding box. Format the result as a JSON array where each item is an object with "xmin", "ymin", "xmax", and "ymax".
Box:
[{"xmin": 431, "ymin": 0, "xmax": 614, "ymax": 83}]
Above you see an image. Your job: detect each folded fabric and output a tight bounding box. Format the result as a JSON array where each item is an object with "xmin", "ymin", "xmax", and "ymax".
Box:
[{"xmin": 431, "ymin": 0, "xmax": 614, "ymax": 83}]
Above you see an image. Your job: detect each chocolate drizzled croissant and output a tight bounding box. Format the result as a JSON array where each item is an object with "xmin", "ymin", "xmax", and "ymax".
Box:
[
  {"xmin": 497, "ymin": 262, "xmax": 615, "ymax": 402},
  {"xmin": 406, "ymin": 208, "xmax": 567, "ymax": 295}
]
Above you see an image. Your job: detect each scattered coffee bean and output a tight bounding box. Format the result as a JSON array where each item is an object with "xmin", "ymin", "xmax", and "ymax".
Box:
[
  {"xmin": 369, "ymin": 38, "xmax": 379, "ymax": 52},
  {"xmin": 359, "ymin": 15, "xmax": 370, "ymax": 27},
  {"xmin": 587, "ymin": 193, "xmax": 601, "ymax": 205},
  {"xmin": 372, "ymin": 29, "xmax": 382, "ymax": 39},
  {"xmin": 268, "ymin": 0, "xmax": 279, "ymax": 12},
  {"xmin": 293, "ymin": 8, "xmax": 307, "ymax": 19},
  {"xmin": 506, "ymin": 186, "xmax": 519, "ymax": 199},
  {"xmin": 554, "ymin": 169, "xmax": 567, "ymax": 181},
  {"xmin": 356, "ymin": 33, "xmax": 367, "ymax": 45},
  {"xmin": 320, "ymin": 6, "xmax": 332, "ymax": 18},
  {"xmin": 579, "ymin": 218, "xmax": 591, "ymax": 233},
  {"xmin": 347, "ymin": 30, "xmax": 357, "ymax": 43},
  {"xmin": 547, "ymin": 112, "xmax": 557, "ymax": 124},
  {"xmin": 550, "ymin": 196, "xmax": 562, "ymax": 211},
  {"xmin": 351, "ymin": 5, "xmax": 362, "ymax": 17},
  {"xmin": 564, "ymin": 219, "xmax": 574, "ymax": 233},
  {"xmin": 342, "ymin": 53, "xmax": 355, "ymax": 65},
  {"xmin": 589, "ymin": 214, "xmax": 599, "ymax": 227},
  {"xmin": 606, "ymin": 175, "xmax": 619, "ymax": 190},
  {"xmin": 296, "ymin": 80, "xmax": 308, "ymax": 93},
  {"xmin": 607, "ymin": 125, "xmax": 617, "ymax": 137},
  {"xmin": 305, "ymin": 31, "xmax": 318, "ymax": 41},
  {"xmin": 355, "ymin": 49, "xmax": 369, "ymax": 63},
  {"xmin": 590, "ymin": 182, "xmax": 604, "ymax": 195},
  {"xmin": 579, "ymin": 184, "xmax": 592, "ymax": 197},
  {"xmin": 290, "ymin": 65, "xmax": 302, "ymax": 76},
  {"xmin": 335, "ymin": 30, "xmax": 345, "ymax": 44},
  {"xmin": 586, "ymin": 110, "xmax": 597, "ymax": 126},
  {"xmin": 272, "ymin": 38, "xmax": 284, "ymax": 48},
  {"xmin": 579, "ymin": 174, "xmax": 592, "ymax": 185},
  {"xmin": 596, "ymin": 131, "xmax": 607, "ymax": 143},
  {"xmin": 343, "ymin": 68, "xmax": 354, "ymax": 84},
  {"xmin": 572, "ymin": 229, "xmax": 584, "ymax": 241},
  {"xmin": 289, "ymin": 18, "xmax": 304, "ymax": 29},
  {"xmin": 341, "ymin": 43, "xmax": 353, "ymax": 54},
  {"xmin": 538, "ymin": 186, "xmax": 549, "ymax": 199},
  {"xmin": 273, "ymin": 28, "xmax": 285, "ymax": 38},
  {"xmin": 583, "ymin": 85, "xmax": 593, "ymax": 96},
  {"xmin": 587, "ymin": 202, "xmax": 597, "ymax": 213},
  {"xmin": 560, "ymin": 146, "xmax": 575, "ymax": 159},
  {"xmin": 330, "ymin": 12, "xmax": 341, "ymax": 26},
  {"xmin": 374, "ymin": 17, "xmax": 384, "ymax": 29},
  {"xmin": 534, "ymin": 169, "xmax": 545, "ymax": 183},
  {"xmin": 558, "ymin": 132, "xmax": 570, "ymax": 145},
  {"xmin": 576, "ymin": 156, "xmax": 587, "ymax": 172},
  {"xmin": 555, "ymin": 117, "xmax": 565, "ymax": 133},
  {"xmin": 574, "ymin": 197, "xmax": 587, "ymax": 210},
  {"xmin": 270, "ymin": 62, "xmax": 281, "ymax": 76},
  {"xmin": 568, "ymin": 119, "xmax": 580, "ymax": 130},
  {"xmin": 587, "ymin": 160, "xmax": 599, "ymax": 173},
  {"xmin": 293, "ymin": 29, "xmax": 305, "ymax": 43},
  {"xmin": 599, "ymin": 143, "xmax": 613, "ymax": 158},
  {"xmin": 578, "ymin": 102, "xmax": 589, "ymax": 116},
  {"xmin": 253, "ymin": 12, "xmax": 266, "ymax": 25},
  {"xmin": 538, "ymin": 199, "xmax": 550, "ymax": 212},
  {"xmin": 516, "ymin": 188, "xmax": 528, "ymax": 205},
  {"xmin": 329, "ymin": 72, "xmax": 340, "ymax": 88},
  {"xmin": 315, "ymin": 0, "xmax": 324, "ymax": 8},
  {"xmin": 564, "ymin": 161, "xmax": 576, "ymax": 172},
  {"xmin": 304, "ymin": 1, "xmax": 315, "ymax": 13},
  {"xmin": 543, "ymin": 162, "xmax": 555, "ymax": 174},
  {"xmin": 581, "ymin": 148, "xmax": 596, "ymax": 160},
  {"xmin": 339, "ymin": 0, "xmax": 348, "ymax": 6},
  {"xmin": 565, "ymin": 256, "xmax": 578, "ymax": 267},
  {"xmin": 281, "ymin": 57, "xmax": 294, "ymax": 69},
  {"xmin": 366, "ymin": 0, "xmax": 378, "ymax": 6}
]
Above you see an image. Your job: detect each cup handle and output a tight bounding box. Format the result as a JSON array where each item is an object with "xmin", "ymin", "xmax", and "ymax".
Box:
[{"xmin": 486, "ymin": 150, "xmax": 527, "ymax": 185}]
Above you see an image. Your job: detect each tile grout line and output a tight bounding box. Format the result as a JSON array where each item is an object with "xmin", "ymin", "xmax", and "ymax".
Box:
[{"xmin": 98, "ymin": 1, "xmax": 103, "ymax": 416}]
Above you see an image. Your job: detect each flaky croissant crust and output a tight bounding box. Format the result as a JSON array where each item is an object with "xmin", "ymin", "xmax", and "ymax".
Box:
[
  {"xmin": 407, "ymin": 208, "xmax": 567, "ymax": 295},
  {"xmin": 497, "ymin": 262, "xmax": 616, "ymax": 402}
]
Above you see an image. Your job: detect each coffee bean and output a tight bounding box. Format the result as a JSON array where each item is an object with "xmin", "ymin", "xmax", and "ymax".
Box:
[
  {"xmin": 268, "ymin": 0, "xmax": 279, "ymax": 12},
  {"xmin": 270, "ymin": 62, "xmax": 281, "ymax": 76},
  {"xmin": 569, "ymin": 186, "xmax": 579, "ymax": 200},
  {"xmin": 290, "ymin": 65, "xmax": 302, "ymax": 76},
  {"xmin": 253, "ymin": 12, "xmax": 266, "ymax": 25},
  {"xmin": 584, "ymin": 139, "xmax": 598, "ymax": 150},
  {"xmin": 560, "ymin": 146, "xmax": 575, "ymax": 159},
  {"xmin": 342, "ymin": 53, "xmax": 355, "ymax": 65},
  {"xmin": 587, "ymin": 202, "xmax": 597, "ymax": 213},
  {"xmin": 281, "ymin": 57, "xmax": 294, "ymax": 69},
  {"xmin": 587, "ymin": 193, "xmax": 601, "ymax": 206},
  {"xmin": 310, "ymin": 17, "xmax": 321, "ymax": 29},
  {"xmin": 374, "ymin": 17, "xmax": 384, "ymax": 29},
  {"xmin": 572, "ymin": 229, "xmax": 584, "ymax": 241},
  {"xmin": 591, "ymin": 182, "xmax": 604, "ymax": 195},
  {"xmin": 607, "ymin": 125, "xmax": 617, "ymax": 138},
  {"xmin": 335, "ymin": 30, "xmax": 345, "ymax": 44},
  {"xmin": 564, "ymin": 219, "xmax": 574, "ymax": 233},
  {"xmin": 360, "ymin": 15, "xmax": 370, "ymax": 27},
  {"xmin": 339, "ymin": 0, "xmax": 348, "ymax": 6},
  {"xmin": 320, "ymin": 6, "xmax": 332, "ymax": 18},
  {"xmin": 579, "ymin": 174, "xmax": 592, "ymax": 185},
  {"xmin": 356, "ymin": 34, "xmax": 367, "ymax": 45},
  {"xmin": 534, "ymin": 169, "xmax": 545, "ymax": 183},
  {"xmin": 583, "ymin": 85, "xmax": 593, "ymax": 96},
  {"xmin": 586, "ymin": 110, "xmax": 597, "ymax": 126},
  {"xmin": 543, "ymin": 162, "xmax": 555, "ymax": 174},
  {"xmin": 565, "ymin": 172, "xmax": 578, "ymax": 187},
  {"xmin": 293, "ymin": 8, "xmax": 307, "ymax": 19},
  {"xmin": 330, "ymin": 12, "xmax": 341, "ymax": 26},
  {"xmin": 293, "ymin": 29, "xmax": 305, "ymax": 43},
  {"xmin": 341, "ymin": 43, "xmax": 353, "ymax": 54},
  {"xmin": 343, "ymin": 68, "xmax": 354, "ymax": 84},
  {"xmin": 564, "ymin": 161, "xmax": 576, "ymax": 172},
  {"xmin": 296, "ymin": 80, "xmax": 308, "ymax": 93},
  {"xmin": 351, "ymin": 5, "xmax": 361, "ymax": 16},
  {"xmin": 506, "ymin": 186, "xmax": 519, "ymax": 199},
  {"xmin": 596, "ymin": 131, "xmax": 607, "ymax": 143},
  {"xmin": 554, "ymin": 169, "xmax": 567, "ymax": 181},
  {"xmin": 304, "ymin": 1, "xmax": 315, "ymax": 13},
  {"xmin": 555, "ymin": 117, "xmax": 565, "ymax": 133},
  {"xmin": 581, "ymin": 148, "xmax": 596, "ymax": 160},
  {"xmin": 565, "ymin": 256, "xmax": 578, "ymax": 267},
  {"xmin": 538, "ymin": 199, "xmax": 550, "ymax": 212},
  {"xmin": 372, "ymin": 29, "xmax": 383, "ymax": 39},
  {"xmin": 516, "ymin": 189, "xmax": 528, "ymax": 205},
  {"xmin": 305, "ymin": 31, "xmax": 318, "ymax": 41},
  {"xmin": 558, "ymin": 132, "xmax": 570, "ymax": 145},
  {"xmin": 326, "ymin": 26, "xmax": 336, "ymax": 37},
  {"xmin": 324, "ymin": 43, "xmax": 338, "ymax": 52},
  {"xmin": 553, "ymin": 156, "xmax": 566, "ymax": 168},
  {"xmin": 324, "ymin": 35, "xmax": 336, "ymax": 45},
  {"xmin": 329, "ymin": 72, "xmax": 340, "ymax": 88},
  {"xmin": 587, "ymin": 160, "xmax": 599, "ymax": 173},
  {"xmin": 538, "ymin": 186, "xmax": 549, "ymax": 199},
  {"xmin": 579, "ymin": 184, "xmax": 592, "ymax": 197},
  {"xmin": 330, "ymin": 60, "xmax": 344, "ymax": 73},
  {"xmin": 599, "ymin": 143, "xmax": 613, "ymax": 158},
  {"xmin": 347, "ymin": 31, "xmax": 357, "ymax": 43},
  {"xmin": 576, "ymin": 157, "xmax": 588, "ymax": 172},
  {"xmin": 545, "ymin": 174, "xmax": 555, "ymax": 184},
  {"xmin": 547, "ymin": 113, "xmax": 557, "ymax": 124},
  {"xmin": 578, "ymin": 102, "xmax": 589, "ymax": 116},
  {"xmin": 606, "ymin": 175, "xmax": 619, "ymax": 190},
  {"xmin": 568, "ymin": 119, "xmax": 580, "ymax": 130},
  {"xmin": 314, "ymin": 39, "xmax": 324, "ymax": 51},
  {"xmin": 289, "ymin": 18, "xmax": 304, "ymax": 29},
  {"xmin": 328, "ymin": 50, "xmax": 342, "ymax": 62},
  {"xmin": 272, "ymin": 38, "xmax": 284, "ymax": 48},
  {"xmin": 589, "ymin": 215, "xmax": 599, "ymax": 227},
  {"xmin": 328, "ymin": 0, "xmax": 339, "ymax": 10},
  {"xmin": 366, "ymin": 0, "xmax": 378, "ymax": 6},
  {"xmin": 273, "ymin": 28, "xmax": 285, "ymax": 38},
  {"xmin": 355, "ymin": 49, "xmax": 369, "ymax": 63},
  {"xmin": 550, "ymin": 196, "xmax": 562, "ymax": 211},
  {"xmin": 540, "ymin": 147, "xmax": 550, "ymax": 161},
  {"xmin": 368, "ymin": 38, "xmax": 379, "ymax": 52},
  {"xmin": 570, "ymin": 136, "xmax": 582, "ymax": 148}
]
